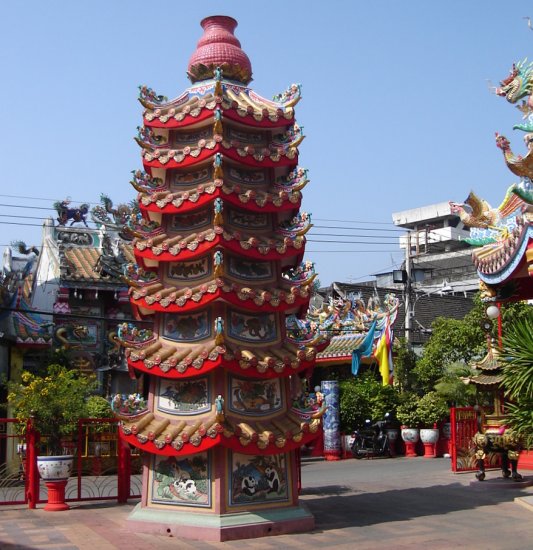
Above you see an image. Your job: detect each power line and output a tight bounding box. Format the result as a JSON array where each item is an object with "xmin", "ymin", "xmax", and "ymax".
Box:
[
  {"xmin": 314, "ymin": 217, "xmax": 396, "ymax": 225},
  {"xmin": 310, "ymin": 232, "xmax": 399, "ymax": 240},
  {"xmin": 0, "ymin": 305, "xmax": 152, "ymax": 324},
  {"xmin": 313, "ymin": 225, "xmax": 404, "ymax": 232},
  {"xmin": 307, "ymin": 250, "xmax": 400, "ymax": 253},
  {"xmin": 0, "ymin": 203, "xmax": 59, "ymax": 211},
  {"xmin": 307, "ymin": 239, "xmax": 403, "ymax": 244}
]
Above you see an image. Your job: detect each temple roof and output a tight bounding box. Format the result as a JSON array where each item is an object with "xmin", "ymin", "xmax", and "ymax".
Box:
[
  {"xmin": 10, "ymin": 294, "xmax": 52, "ymax": 347},
  {"xmin": 187, "ymin": 16, "xmax": 252, "ymax": 85},
  {"xmin": 60, "ymin": 242, "xmax": 135, "ymax": 285},
  {"xmin": 303, "ymin": 288, "xmax": 400, "ymax": 363}
]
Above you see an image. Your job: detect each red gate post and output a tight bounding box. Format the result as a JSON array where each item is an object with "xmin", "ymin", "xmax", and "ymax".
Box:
[
  {"xmin": 25, "ymin": 421, "xmax": 40, "ymax": 509},
  {"xmin": 117, "ymin": 437, "xmax": 131, "ymax": 504},
  {"xmin": 295, "ymin": 447, "xmax": 302, "ymax": 494}
]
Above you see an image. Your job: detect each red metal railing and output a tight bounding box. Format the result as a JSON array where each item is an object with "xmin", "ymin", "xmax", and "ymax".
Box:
[{"xmin": 0, "ymin": 417, "xmax": 141, "ymax": 507}]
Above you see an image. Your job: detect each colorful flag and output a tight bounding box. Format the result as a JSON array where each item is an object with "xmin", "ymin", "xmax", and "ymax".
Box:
[
  {"xmin": 351, "ymin": 320, "xmax": 377, "ymax": 375},
  {"xmin": 374, "ymin": 315, "xmax": 393, "ymax": 385}
]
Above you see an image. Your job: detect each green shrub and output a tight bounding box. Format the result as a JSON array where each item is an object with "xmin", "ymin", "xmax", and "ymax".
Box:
[
  {"xmin": 396, "ymin": 393, "xmax": 421, "ymax": 427},
  {"xmin": 339, "ymin": 374, "xmax": 400, "ymax": 431},
  {"xmin": 416, "ymin": 391, "xmax": 449, "ymax": 427}
]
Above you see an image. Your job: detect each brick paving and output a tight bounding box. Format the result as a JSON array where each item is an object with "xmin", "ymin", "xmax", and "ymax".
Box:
[{"xmin": 1, "ymin": 458, "xmax": 533, "ymax": 549}]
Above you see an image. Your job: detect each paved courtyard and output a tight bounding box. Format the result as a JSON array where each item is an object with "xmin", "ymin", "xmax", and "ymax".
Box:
[{"xmin": 1, "ymin": 457, "xmax": 532, "ymax": 549}]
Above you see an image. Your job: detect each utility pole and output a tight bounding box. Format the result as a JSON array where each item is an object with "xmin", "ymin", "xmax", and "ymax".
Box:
[{"xmin": 404, "ymin": 232, "xmax": 412, "ymax": 343}]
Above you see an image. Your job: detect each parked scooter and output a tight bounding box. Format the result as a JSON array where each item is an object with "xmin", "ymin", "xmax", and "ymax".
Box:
[{"xmin": 350, "ymin": 414, "xmax": 391, "ymax": 459}]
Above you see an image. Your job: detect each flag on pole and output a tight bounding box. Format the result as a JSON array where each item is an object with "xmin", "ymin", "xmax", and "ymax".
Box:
[
  {"xmin": 374, "ymin": 315, "xmax": 393, "ymax": 385},
  {"xmin": 351, "ymin": 320, "xmax": 377, "ymax": 376}
]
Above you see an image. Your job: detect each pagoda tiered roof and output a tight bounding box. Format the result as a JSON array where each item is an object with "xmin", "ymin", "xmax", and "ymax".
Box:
[
  {"xmin": 133, "ymin": 227, "xmax": 305, "ymax": 261},
  {"xmin": 140, "ymin": 136, "xmax": 301, "ymax": 170},
  {"xmin": 142, "ymin": 86, "xmax": 298, "ymax": 129},
  {"xmin": 119, "ymin": 407, "xmax": 321, "ymax": 457},
  {"xmin": 138, "ymin": 178, "xmax": 303, "ymax": 214},
  {"xmin": 464, "ymin": 346, "xmax": 505, "ymax": 389},
  {"xmin": 129, "ymin": 276, "xmax": 310, "ymax": 313},
  {"xmin": 124, "ymin": 338, "xmax": 318, "ymax": 379}
]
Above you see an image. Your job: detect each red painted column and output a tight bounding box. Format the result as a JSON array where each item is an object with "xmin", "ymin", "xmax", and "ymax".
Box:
[
  {"xmin": 26, "ymin": 421, "xmax": 40, "ymax": 509},
  {"xmin": 117, "ymin": 437, "xmax": 131, "ymax": 503}
]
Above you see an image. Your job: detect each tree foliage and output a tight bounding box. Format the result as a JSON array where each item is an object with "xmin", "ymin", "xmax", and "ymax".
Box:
[
  {"xmin": 7, "ymin": 364, "xmax": 97, "ymax": 455},
  {"xmin": 339, "ymin": 373, "xmax": 400, "ymax": 432},
  {"xmin": 414, "ymin": 294, "xmax": 529, "ymax": 393},
  {"xmin": 392, "ymin": 337, "xmax": 418, "ymax": 393}
]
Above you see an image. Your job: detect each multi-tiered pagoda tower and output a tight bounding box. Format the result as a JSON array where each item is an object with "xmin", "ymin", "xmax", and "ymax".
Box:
[{"xmin": 117, "ymin": 16, "xmax": 324, "ymax": 541}]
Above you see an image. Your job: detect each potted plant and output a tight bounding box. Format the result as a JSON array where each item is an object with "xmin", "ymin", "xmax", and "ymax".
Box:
[
  {"xmin": 7, "ymin": 364, "xmax": 97, "ymax": 510},
  {"xmin": 416, "ymin": 392, "xmax": 449, "ymax": 458},
  {"xmin": 396, "ymin": 393, "xmax": 421, "ymax": 457}
]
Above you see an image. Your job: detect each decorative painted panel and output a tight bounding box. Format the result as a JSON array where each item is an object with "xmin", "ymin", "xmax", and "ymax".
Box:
[
  {"xmin": 228, "ymin": 208, "xmax": 269, "ymax": 229},
  {"xmin": 229, "ymin": 452, "xmax": 288, "ymax": 506},
  {"xmin": 54, "ymin": 320, "xmax": 99, "ymax": 350},
  {"xmin": 151, "ymin": 453, "xmax": 210, "ymax": 507},
  {"xmin": 227, "ymin": 127, "xmax": 266, "ymax": 145},
  {"xmin": 228, "ymin": 376, "xmax": 283, "ymax": 416},
  {"xmin": 228, "ymin": 257, "xmax": 273, "ymax": 281},
  {"xmin": 55, "ymin": 230, "xmax": 94, "ymax": 246},
  {"xmin": 226, "ymin": 166, "xmax": 266, "ymax": 185},
  {"xmin": 228, "ymin": 310, "xmax": 277, "ymax": 342},
  {"xmin": 157, "ymin": 378, "xmax": 210, "ymax": 415},
  {"xmin": 173, "ymin": 128, "xmax": 211, "ymax": 145},
  {"xmin": 162, "ymin": 311, "xmax": 211, "ymax": 342},
  {"xmin": 171, "ymin": 167, "xmax": 211, "ymax": 187},
  {"xmin": 169, "ymin": 209, "xmax": 211, "ymax": 231},
  {"xmin": 168, "ymin": 256, "xmax": 211, "ymax": 281}
]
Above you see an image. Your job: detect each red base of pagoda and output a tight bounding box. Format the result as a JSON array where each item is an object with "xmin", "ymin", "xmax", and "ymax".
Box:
[
  {"xmin": 128, "ymin": 503, "xmax": 315, "ymax": 542},
  {"xmin": 43, "ymin": 480, "xmax": 69, "ymax": 512}
]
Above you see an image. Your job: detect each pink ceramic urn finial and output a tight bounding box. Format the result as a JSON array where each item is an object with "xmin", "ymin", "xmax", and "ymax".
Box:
[{"xmin": 187, "ymin": 15, "xmax": 253, "ymax": 84}]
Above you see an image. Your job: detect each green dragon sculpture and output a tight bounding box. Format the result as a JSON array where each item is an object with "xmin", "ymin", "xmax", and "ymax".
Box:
[{"xmin": 496, "ymin": 59, "xmax": 533, "ymax": 132}]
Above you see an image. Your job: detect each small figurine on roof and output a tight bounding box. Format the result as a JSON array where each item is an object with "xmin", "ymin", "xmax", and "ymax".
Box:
[
  {"xmin": 213, "ymin": 250, "xmax": 224, "ymax": 277},
  {"xmin": 214, "ymin": 153, "xmax": 223, "ymax": 179},
  {"xmin": 215, "ymin": 394, "xmax": 225, "ymax": 421},
  {"xmin": 214, "ymin": 197, "xmax": 224, "ymax": 225},
  {"xmin": 214, "ymin": 316, "xmax": 224, "ymax": 345}
]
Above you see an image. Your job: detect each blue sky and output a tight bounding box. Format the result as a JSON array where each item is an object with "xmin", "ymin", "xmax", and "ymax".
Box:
[{"xmin": 1, "ymin": 1, "xmax": 532, "ymax": 286}]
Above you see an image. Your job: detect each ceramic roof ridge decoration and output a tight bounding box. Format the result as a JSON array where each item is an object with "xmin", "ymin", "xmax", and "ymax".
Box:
[
  {"xmin": 450, "ymin": 54, "xmax": 533, "ymax": 303},
  {"xmin": 187, "ymin": 15, "xmax": 252, "ymax": 85}
]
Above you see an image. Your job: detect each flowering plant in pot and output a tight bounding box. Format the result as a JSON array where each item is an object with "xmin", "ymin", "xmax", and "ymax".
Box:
[
  {"xmin": 7, "ymin": 364, "xmax": 97, "ymax": 464},
  {"xmin": 416, "ymin": 392, "xmax": 449, "ymax": 458},
  {"xmin": 396, "ymin": 394, "xmax": 421, "ymax": 457}
]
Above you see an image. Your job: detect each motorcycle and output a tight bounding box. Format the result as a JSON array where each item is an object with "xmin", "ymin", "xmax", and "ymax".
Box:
[{"xmin": 350, "ymin": 414, "xmax": 392, "ymax": 459}]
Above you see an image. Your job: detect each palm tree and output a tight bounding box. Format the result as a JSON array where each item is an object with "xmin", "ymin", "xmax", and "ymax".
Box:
[{"xmin": 501, "ymin": 310, "xmax": 533, "ymax": 447}]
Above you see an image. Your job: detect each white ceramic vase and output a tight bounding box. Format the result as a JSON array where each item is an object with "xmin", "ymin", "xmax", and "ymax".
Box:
[
  {"xmin": 420, "ymin": 428, "xmax": 440, "ymax": 445},
  {"xmin": 37, "ymin": 455, "xmax": 74, "ymax": 481}
]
